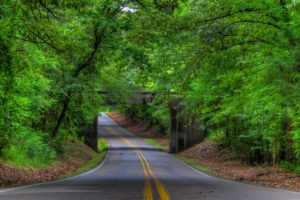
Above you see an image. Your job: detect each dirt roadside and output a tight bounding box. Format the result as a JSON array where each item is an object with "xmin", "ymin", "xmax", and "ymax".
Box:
[
  {"xmin": 0, "ymin": 141, "xmax": 102, "ymax": 187},
  {"xmin": 107, "ymin": 112, "xmax": 300, "ymax": 192}
]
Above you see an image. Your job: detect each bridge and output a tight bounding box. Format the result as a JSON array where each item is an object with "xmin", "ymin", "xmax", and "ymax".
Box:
[{"xmin": 98, "ymin": 91, "xmax": 206, "ymax": 153}]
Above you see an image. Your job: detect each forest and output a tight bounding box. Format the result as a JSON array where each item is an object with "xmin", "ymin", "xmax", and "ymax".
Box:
[{"xmin": 0, "ymin": 0, "xmax": 300, "ymax": 169}]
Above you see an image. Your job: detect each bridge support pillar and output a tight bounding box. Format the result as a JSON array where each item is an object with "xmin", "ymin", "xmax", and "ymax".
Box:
[{"xmin": 169, "ymin": 99, "xmax": 206, "ymax": 153}]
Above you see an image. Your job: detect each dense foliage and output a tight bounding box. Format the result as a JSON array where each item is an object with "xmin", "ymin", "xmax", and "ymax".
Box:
[
  {"xmin": 1, "ymin": 0, "xmax": 300, "ymax": 167},
  {"xmin": 0, "ymin": 0, "xmax": 139, "ymax": 166},
  {"xmin": 129, "ymin": 0, "xmax": 300, "ymax": 165}
]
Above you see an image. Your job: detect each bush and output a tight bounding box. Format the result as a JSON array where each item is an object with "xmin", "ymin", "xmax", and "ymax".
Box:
[
  {"xmin": 3, "ymin": 129, "xmax": 56, "ymax": 167},
  {"xmin": 280, "ymin": 161, "xmax": 300, "ymax": 174}
]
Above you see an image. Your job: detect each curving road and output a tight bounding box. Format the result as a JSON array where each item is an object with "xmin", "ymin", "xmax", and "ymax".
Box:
[{"xmin": 0, "ymin": 113, "xmax": 300, "ymax": 200}]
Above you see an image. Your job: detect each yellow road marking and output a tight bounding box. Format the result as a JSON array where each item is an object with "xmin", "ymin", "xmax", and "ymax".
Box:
[
  {"xmin": 138, "ymin": 152, "xmax": 171, "ymax": 200},
  {"xmin": 103, "ymin": 126, "xmax": 153, "ymax": 200},
  {"xmin": 102, "ymin": 126, "xmax": 171, "ymax": 200},
  {"xmin": 137, "ymin": 153, "xmax": 153, "ymax": 200}
]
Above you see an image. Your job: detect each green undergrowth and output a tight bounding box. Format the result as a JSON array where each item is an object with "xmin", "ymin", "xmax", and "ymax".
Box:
[
  {"xmin": 279, "ymin": 161, "xmax": 300, "ymax": 174},
  {"xmin": 144, "ymin": 138, "xmax": 168, "ymax": 151},
  {"xmin": 3, "ymin": 138, "xmax": 109, "ymax": 175},
  {"xmin": 205, "ymin": 130, "xmax": 224, "ymax": 144},
  {"xmin": 2, "ymin": 131, "xmax": 58, "ymax": 168},
  {"xmin": 1, "ymin": 158, "xmax": 57, "ymax": 170}
]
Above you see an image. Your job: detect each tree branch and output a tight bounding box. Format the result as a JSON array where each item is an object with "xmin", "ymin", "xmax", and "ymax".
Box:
[
  {"xmin": 220, "ymin": 38, "xmax": 271, "ymax": 51},
  {"xmin": 7, "ymin": 35, "xmax": 45, "ymax": 44},
  {"xmin": 52, "ymin": 0, "xmax": 123, "ymax": 138},
  {"xmin": 73, "ymin": 25, "xmax": 106, "ymax": 77},
  {"xmin": 222, "ymin": 19, "xmax": 282, "ymax": 31},
  {"xmin": 176, "ymin": 7, "xmax": 281, "ymax": 32},
  {"xmin": 196, "ymin": 8, "xmax": 277, "ymax": 24},
  {"xmin": 37, "ymin": 0, "xmax": 56, "ymax": 18}
]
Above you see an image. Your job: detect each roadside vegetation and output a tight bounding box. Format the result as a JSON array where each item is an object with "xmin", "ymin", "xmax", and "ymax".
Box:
[
  {"xmin": 0, "ymin": 139, "xmax": 107, "ymax": 187},
  {"xmin": 174, "ymin": 155, "xmax": 212, "ymax": 175},
  {"xmin": 72, "ymin": 139, "xmax": 108, "ymax": 176},
  {"xmin": 98, "ymin": 139, "xmax": 109, "ymax": 153},
  {"xmin": 144, "ymin": 138, "xmax": 169, "ymax": 151}
]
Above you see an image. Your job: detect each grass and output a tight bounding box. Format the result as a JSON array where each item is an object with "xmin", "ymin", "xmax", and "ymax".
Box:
[
  {"xmin": 144, "ymin": 137, "xmax": 213, "ymax": 175},
  {"xmin": 98, "ymin": 138, "xmax": 108, "ymax": 152},
  {"xmin": 175, "ymin": 155, "xmax": 212, "ymax": 175},
  {"xmin": 144, "ymin": 138, "xmax": 169, "ymax": 151},
  {"xmin": 72, "ymin": 138, "xmax": 108, "ymax": 176},
  {"xmin": 72, "ymin": 151, "xmax": 106, "ymax": 175}
]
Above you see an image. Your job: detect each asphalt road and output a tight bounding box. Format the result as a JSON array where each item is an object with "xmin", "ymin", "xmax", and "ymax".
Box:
[{"xmin": 0, "ymin": 113, "xmax": 300, "ymax": 200}]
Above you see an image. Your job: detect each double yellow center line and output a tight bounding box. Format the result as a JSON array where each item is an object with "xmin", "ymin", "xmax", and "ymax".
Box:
[{"xmin": 103, "ymin": 126, "xmax": 171, "ymax": 200}]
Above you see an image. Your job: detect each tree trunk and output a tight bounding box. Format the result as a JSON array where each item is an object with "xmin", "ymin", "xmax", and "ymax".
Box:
[{"xmin": 52, "ymin": 95, "xmax": 70, "ymax": 138}]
